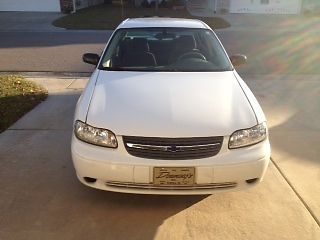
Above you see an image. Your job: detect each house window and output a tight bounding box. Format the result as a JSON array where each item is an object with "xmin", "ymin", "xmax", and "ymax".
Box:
[{"xmin": 261, "ymin": 0, "xmax": 269, "ymax": 4}]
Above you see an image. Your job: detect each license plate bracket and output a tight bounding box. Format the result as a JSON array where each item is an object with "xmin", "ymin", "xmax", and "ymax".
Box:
[{"xmin": 153, "ymin": 167, "xmax": 195, "ymax": 186}]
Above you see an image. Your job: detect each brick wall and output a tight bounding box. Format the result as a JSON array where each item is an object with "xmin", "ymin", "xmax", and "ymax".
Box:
[{"xmin": 60, "ymin": 0, "xmax": 74, "ymax": 13}]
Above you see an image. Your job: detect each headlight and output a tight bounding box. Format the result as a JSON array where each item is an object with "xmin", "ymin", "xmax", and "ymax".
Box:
[
  {"xmin": 74, "ymin": 120, "xmax": 118, "ymax": 148},
  {"xmin": 229, "ymin": 122, "xmax": 267, "ymax": 149}
]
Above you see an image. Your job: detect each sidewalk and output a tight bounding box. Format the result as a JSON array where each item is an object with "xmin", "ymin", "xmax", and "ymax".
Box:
[
  {"xmin": 0, "ymin": 12, "xmax": 65, "ymax": 32},
  {"xmin": 0, "ymin": 75, "xmax": 319, "ymax": 239}
]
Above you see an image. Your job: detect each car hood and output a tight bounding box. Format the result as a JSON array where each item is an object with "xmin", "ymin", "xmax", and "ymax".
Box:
[{"xmin": 86, "ymin": 71, "xmax": 257, "ymax": 137}]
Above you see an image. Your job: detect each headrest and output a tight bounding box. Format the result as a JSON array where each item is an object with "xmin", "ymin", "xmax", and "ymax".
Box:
[
  {"xmin": 175, "ymin": 35, "xmax": 197, "ymax": 52},
  {"xmin": 127, "ymin": 38, "xmax": 150, "ymax": 52}
]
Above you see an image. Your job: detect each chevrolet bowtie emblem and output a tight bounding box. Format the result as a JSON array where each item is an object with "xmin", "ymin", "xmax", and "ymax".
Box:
[{"xmin": 166, "ymin": 145, "xmax": 180, "ymax": 152}]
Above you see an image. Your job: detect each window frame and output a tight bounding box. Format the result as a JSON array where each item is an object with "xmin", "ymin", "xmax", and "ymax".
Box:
[{"xmin": 97, "ymin": 27, "xmax": 234, "ymax": 72}]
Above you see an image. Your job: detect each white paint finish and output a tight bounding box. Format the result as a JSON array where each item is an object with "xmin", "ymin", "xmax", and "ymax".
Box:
[
  {"xmin": 196, "ymin": 166, "xmax": 214, "ymax": 184},
  {"xmin": 86, "ymin": 71, "xmax": 257, "ymax": 137},
  {"xmin": 214, "ymin": 157, "xmax": 268, "ymax": 182},
  {"xmin": 72, "ymin": 135, "xmax": 270, "ymax": 166},
  {"xmin": 118, "ymin": 18, "xmax": 208, "ymax": 29},
  {"xmin": 230, "ymin": 0, "xmax": 302, "ymax": 14},
  {"xmin": 0, "ymin": 0, "xmax": 61, "ymax": 12},
  {"xmin": 71, "ymin": 18, "xmax": 271, "ymax": 194},
  {"xmin": 234, "ymin": 71, "xmax": 266, "ymax": 124},
  {"xmin": 74, "ymin": 69, "xmax": 100, "ymax": 122},
  {"xmin": 133, "ymin": 166, "xmax": 150, "ymax": 183},
  {"xmin": 105, "ymin": 164, "xmax": 134, "ymax": 182},
  {"xmin": 72, "ymin": 135, "xmax": 270, "ymax": 194}
]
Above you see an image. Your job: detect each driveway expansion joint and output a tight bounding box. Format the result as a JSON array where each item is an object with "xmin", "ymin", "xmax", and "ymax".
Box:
[{"xmin": 271, "ymin": 157, "xmax": 320, "ymax": 227}]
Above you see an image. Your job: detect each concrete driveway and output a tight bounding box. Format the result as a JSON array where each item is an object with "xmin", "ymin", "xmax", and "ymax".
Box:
[
  {"xmin": 0, "ymin": 12, "xmax": 64, "ymax": 32},
  {"xmin": 0, "ymin": 75, "xmax": 319, "ymax": 240}
]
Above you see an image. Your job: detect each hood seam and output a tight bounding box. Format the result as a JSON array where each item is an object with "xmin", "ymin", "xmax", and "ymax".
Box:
[
  {"xmin": 85, "ymin": 70, "xmax": 101, "ymax": 123},
  {"xmin": 233, "ymin": 71, "xmax": 259, "ymax": 125}
]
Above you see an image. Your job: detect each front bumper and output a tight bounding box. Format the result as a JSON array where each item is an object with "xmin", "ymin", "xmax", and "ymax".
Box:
[{"xmin": 71, "ymin": 135, "xmax": 271, "ymax": 195}]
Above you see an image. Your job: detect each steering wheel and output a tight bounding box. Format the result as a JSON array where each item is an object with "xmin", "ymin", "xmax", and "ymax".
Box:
[{"xmin": 177, "ymin": 51, "xmax": 206, "ymax": 61}]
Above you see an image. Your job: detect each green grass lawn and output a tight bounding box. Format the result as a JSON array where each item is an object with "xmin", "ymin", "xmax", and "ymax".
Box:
[
  {"xmin": 53, "ymin": 3, "xmax": 230, "ymax": 30},
  {"xmin": 0, "ymin": 76, "xmax": 47, "ymax": 133}
]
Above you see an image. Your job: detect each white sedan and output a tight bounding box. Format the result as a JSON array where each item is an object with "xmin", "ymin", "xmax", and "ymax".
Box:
[{"xmin": 71, "ymin": 18, "xmax": 271, "ymax": 195}]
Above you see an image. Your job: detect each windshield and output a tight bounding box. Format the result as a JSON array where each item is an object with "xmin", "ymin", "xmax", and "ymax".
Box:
[{"xmin": 99, "ymin": 28, "xmax": 232, "ymax": 72}]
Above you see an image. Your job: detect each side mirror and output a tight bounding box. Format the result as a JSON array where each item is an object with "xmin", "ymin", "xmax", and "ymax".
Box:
[
  {"xmin": 83, "ymin": 53, "xmax": 100, "ymax": 65},
  {"xmin": 230, "ymin": 54, "xmax": 247, "ymax": 67}
]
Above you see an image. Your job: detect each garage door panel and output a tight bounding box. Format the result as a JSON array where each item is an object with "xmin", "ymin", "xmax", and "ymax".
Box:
[{"xmin": 0, "ymin": 0, "xmax": 60, "ymax": 12}]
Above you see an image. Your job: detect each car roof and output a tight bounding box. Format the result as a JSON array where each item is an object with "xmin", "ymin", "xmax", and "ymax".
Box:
[{"xmin": 117, "ymin": 18, "xmax": 210, "ymax": 29}]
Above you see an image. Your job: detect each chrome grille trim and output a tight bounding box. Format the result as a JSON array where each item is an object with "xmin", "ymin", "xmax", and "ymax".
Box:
[
  {"xmin": 123, "ymin": 136, "xmax": 223, "ymax": 160},
  {"xmin": 126, "ymin": 143, "xmax": 221, "ymax": 151},
  {"xmin": 106, "ymin": 181, "xmax": 237, "ymax": 190}
]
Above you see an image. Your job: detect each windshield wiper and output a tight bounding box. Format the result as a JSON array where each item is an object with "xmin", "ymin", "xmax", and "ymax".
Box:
[
  {"xmin": 156, "ymin": 68, "xmax": 180, "ymax": 72},
  {"xmin": 100, "ymin": 67, "xmax": 157, "ymax": 72},
  {"xmin": 100, "ymin": 67, "xmax": 128, "ymax": 71}
]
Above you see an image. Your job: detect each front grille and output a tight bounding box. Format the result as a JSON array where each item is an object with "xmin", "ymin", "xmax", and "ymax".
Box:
[
  {"xmin": 123, "ymin": 136, "xmax": 223, "ymax": 160},
  {"xmin": 106, "ymin": 181, "xmax": 237, "ymax": 190}
]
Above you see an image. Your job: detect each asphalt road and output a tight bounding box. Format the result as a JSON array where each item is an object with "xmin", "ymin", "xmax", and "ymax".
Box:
[
  {"xmin": 0, "ymin": 29, "xmax": 319, "ymax": 75},
  {"xmin": 0, "ymin": 31, "xmax": 109, "ymax": 73}
]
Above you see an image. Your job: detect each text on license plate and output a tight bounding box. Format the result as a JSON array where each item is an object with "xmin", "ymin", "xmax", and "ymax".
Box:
[{"xmin": 153, "ymin": 167, "xmax": 195, "ymax": 186}]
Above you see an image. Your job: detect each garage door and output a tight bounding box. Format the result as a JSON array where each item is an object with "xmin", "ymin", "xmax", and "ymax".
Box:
[
  {"xmin": 230, "ymin": 0, "xmax": 302, "ymax": 14},
  {"xmin": 0, "ymin": 0, "xmax": 61, "ymax": 12}
]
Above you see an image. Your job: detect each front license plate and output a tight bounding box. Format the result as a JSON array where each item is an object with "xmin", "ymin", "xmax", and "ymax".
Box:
[{"xmin": 153, "ymin": 167, "xmax": 195, "ymax": 186}]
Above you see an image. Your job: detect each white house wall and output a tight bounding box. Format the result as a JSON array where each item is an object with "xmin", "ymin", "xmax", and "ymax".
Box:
[
  {"xmin": 230, "ymin": 0, "xmax": 302, "ymax": 14},
  {"xmin": 303, "ymin": 0, "xmax": 320, "ymax": 12},
  {"xmin": 0, "ymin": 0, "xmax": 61, "ymax": 12}
]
